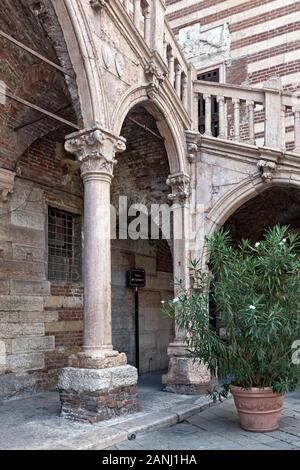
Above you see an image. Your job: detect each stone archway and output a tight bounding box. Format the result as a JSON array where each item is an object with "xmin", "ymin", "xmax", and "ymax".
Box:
[
  {"xmin": 224, "ymin": 185, "xmax": 300, "ymax": 242},
  {"xmin": 110, "ymin": 86, "xmax": 188, "ymax": 174},
  {"xmin": 205, "ymin": 170, "xmax": 300, "ymax": 244},
  {"xmin": 111, "ymin": 103, "xmax": 175, "ymax": 375}
]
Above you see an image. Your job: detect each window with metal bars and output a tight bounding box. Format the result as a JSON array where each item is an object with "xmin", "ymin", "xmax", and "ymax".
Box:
[{"xmin": 48, "ymin": 207, "xmax": 82, "ymax": 283}]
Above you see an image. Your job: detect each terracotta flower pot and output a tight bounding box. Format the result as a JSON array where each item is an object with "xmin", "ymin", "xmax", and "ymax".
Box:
[{"xmin": 229, "ymin": 385, "xmax": 284, "ymax": 432}]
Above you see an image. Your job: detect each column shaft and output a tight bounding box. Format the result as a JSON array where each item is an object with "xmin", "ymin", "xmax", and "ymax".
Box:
[{"xmin": 83, "ymin": 174, "xmax": 112, "ymax": 354}]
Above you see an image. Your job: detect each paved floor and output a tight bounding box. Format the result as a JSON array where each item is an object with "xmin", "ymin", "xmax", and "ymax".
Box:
[
  {"xmin": 111, "ymin": 389, "xmax": 300, "ymax": 450},
  {"xmin": 0, "ymin": 372, "xmax": 212, "ymax": 450}
]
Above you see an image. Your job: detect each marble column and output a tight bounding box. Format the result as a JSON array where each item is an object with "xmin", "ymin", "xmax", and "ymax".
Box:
[
  {"xmin": 58, "ymin": 125, "xmax": 139, "ymax": 423},
  {"xmin": 162, "ymin": 172, "xmax": 212, "ymax": 394}
]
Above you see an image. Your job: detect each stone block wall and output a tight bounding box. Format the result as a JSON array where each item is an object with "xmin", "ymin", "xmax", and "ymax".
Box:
[{"xmin": 0, "ymin": 131, "xmax": 84, "ymax": 399}]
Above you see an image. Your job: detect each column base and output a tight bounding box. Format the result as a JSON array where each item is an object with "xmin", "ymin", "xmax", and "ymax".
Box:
[
  {"xmin": 58, "ymin": 364, "xmax": 139, "ymax": 423},
  {"xmin": 162, "ymin": 354, "xmax": 213, "ymax": 395},
  {"xmin": 68, "ymin": 351, "xmax": 127, "ymax": 369}
]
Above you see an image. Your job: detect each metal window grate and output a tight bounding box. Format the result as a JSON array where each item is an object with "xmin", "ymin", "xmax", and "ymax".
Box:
[{"xmin": 48, "ymin": 207, "xmax": 82, "ymax": 282}]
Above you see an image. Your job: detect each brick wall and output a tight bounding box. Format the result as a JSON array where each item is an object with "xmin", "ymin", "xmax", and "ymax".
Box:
[
  {"xmin": 167, "ymin": 0, "xmax": 300, "ymax": 89},
  {"xmin": 166, "ymin": 0, "xmax": 300, "ymax": 149}
]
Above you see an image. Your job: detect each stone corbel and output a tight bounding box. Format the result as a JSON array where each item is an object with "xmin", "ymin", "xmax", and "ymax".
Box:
[
  {"xmin": 187, "ymin": 142, "xmax": 198, "ymax": 163},
  {"xmin": 167, "ymin": 172, "xmax": 190, "ymax": 204},
  {"xmin": 90, "ymin": 0, "xmax": 109, "ymax": 11},
  {"xmin": 0, "ymin": 168, "xmax": 15, "ymax": 202},
  {"xmin": 257, "ymin": 160, "xmax": 277, "ymax": 183},
  {"xmin": 65, "ymin": 125, "xmax": 126, "ymax": 180},
  {"xmin": 145, "ymin": 58, "xmax": 165, "ymax": 100},
  {"xmin": 185, "ymin": 130, "xmax": 199, "ymax": 164}
]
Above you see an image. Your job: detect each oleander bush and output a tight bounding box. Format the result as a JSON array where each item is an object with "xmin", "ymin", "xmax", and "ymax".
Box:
[{"xmin": 163, "ymin": 225, "xmax": 300, "ymax": 396}]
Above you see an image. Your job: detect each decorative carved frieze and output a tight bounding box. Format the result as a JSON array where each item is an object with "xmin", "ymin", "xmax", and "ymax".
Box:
[
  {"xmin": 178, "ymin": 22, "xmax": 231, "ymax": 69},
  {"xmin": 65, "ymin": 126, "xmax": 126, "ymax": 180},
  {"xmin": 257, "ymin": 160, "xmax": 277, "ymax": 183},
  {"xmin": 167, "ymin": 172, "xmax": 190, "ymax": 204},
  {"xmin": 0, "ymin": 168, "xmax": 15, "ymax": 202}
]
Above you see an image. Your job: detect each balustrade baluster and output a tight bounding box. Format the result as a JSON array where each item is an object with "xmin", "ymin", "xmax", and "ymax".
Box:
[
  {"xmin": 203, "ymin": 94, "xmax": 212, "ymax": 137},
  {"xmin": 217, "ymin": 95, "xmax": 226, "ymax": 139},
  {"xmin": 247, "ymin": 100, "xmax": 255, "ymax": 144},
  {"xmin": 232, "ymin": 98, "xmax": 240, "ymax": 141}
]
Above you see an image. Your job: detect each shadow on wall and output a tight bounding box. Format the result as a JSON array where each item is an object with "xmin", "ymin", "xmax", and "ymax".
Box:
[{"xmin": 111, "ymin": 238, "xmax": 174, "ymax": 375}]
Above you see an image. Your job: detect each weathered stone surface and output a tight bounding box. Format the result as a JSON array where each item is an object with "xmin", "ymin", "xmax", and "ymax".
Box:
[
  {"xmin": 0, "ymin": 296, "xmax": 44, "ymax": 312},
  {"xmin": 0, "ymin": 312, "xmax": 19, "ymax": 322},
  {"xmin": 11, "ymin": 210, "xmax": 45, "ymax": 230},
  {"xmin": 12, "ymin": 244, "xmax": 44, "ymax": 261},
  {"xmin": 58, "ymin": 365, "xmax": 138, "ymax": 393},
  {"xmin": 0, "ymin": 280, "xmax": 9, "ymax": 295},
  {"xmin": 59, "ymin": 384, "xmax": 139, "ymax": 423},
  {"xmin": 0, "ymin": 260, "xmax": 46, "ymax": 281},
  {"xmin": 12, "ymin": 336, "xmax": 55, "ymax": 353},
  {"xmin": 19, "ymin": 311, "xmax": 58, "ymax": 323},
  {"xmin": 0, "ymin": 372, "xmax": 38, "ymax": 398},
  {"xmin": 44, "ymin": 296, "xmax": 83, "ymax": 309},
  {"xmin": 10, "ymin": 281, "xmax": 50, "ymax": 296},
  {"xmin": 6, "ymin": 353, "xmax": 45, "ymax": 372},
  {"xmin": 162, "ymin": 357, "xmax": 212, "ymax": 395},
  {"xmin": 68, "ymin": 352, "xmax": 127, "ymax": 369},
  {"xmin": 0, "ymin": 323, "xmax": 44, "ymax": 338},
  {"xmin": 45, "ymin": 320, "xmax": 83, "ymax": 333}
]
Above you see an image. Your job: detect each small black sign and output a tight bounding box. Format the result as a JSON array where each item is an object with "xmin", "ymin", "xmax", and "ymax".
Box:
[{"xmin": 126, "ymin": 269, "xmax": 146, "ymax": 288}]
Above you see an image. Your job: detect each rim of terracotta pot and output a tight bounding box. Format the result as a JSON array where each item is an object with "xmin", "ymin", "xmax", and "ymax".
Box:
[{"xmin": 229, "ymin": 384, "xmax": 284, "ymax": 395}]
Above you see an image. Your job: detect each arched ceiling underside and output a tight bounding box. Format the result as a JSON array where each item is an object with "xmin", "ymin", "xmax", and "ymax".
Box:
[
  {"xmin": 0, "ymin": 0, "xmax": 82, "ymax": 170},
  {"xmin": 224, "ymin": 186, "xmax": 300, "ymax": 243}
]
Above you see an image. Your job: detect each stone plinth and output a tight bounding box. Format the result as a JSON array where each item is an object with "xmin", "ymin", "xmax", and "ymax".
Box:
[
  {"xmin": 68, "ymin": 351, "xmax": 127, "ymax": 369},
  {"xmin": 58, "ymin": 365, "xmax": 139, "ymax": 423},
  {"xmin": 162, "ymin": 356, "xmax": 213, "ymax": 395}
]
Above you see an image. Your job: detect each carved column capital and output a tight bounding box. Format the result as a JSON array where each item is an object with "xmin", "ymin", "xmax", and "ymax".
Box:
[
  {"xmin": 167, "ymin": 172, "xmax": 190, "ymax": 204},
  {"xmin": 65, "ymin": 126, "xmax": 126, "ymax": 182},
  {"xmin": 0, "ymin": 169, "xmax": 15, "ymax": 202},
  {"xmin": 257, "ymin": 160, "xmax": 277, "ymax": 183}
]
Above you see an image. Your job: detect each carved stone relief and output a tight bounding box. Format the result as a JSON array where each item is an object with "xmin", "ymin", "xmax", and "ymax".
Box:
[{"xmin": 178, "ymin": 22, "xmax": 231, "ymax": 70}]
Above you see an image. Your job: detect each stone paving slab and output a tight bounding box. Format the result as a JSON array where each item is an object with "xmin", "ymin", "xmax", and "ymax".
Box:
[
  {"xmin": 110, "ymin": 389, "xmax": 300, "ymax": 451},
  {"xmin": 0, "ymin": 377, "xmax": 214, "ymax": 450}
]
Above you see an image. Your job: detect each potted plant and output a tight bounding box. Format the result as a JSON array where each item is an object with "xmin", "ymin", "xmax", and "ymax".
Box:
[{"xmin": 163, "ymin": 226, "xmax": 300, "ymax": 432}]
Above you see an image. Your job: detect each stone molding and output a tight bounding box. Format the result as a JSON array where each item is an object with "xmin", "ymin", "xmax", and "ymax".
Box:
[
  {"xmin": 65, "ymin": 126, "xmax": 126, "ymax": 181},
  {"xmin": 167, "ymin": 172, "xmax": 190, "ymax": 204},
  {"xmin": 0, "ymin": 168, "xmax": 15, "ymax": 202}
]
